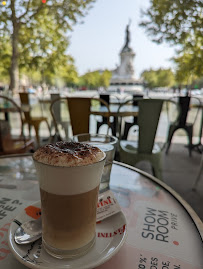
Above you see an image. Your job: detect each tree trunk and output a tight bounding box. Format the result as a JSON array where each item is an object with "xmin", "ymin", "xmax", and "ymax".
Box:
[
  {"xmin": 10, "ymin": 0, "xmax": 19, "ymax": 93},
  {"xmin": 10, "ymin": 28, "xmax": 19, "ymax": 93}
]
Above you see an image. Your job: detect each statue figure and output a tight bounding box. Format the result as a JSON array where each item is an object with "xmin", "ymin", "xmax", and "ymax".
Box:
[{"xmin": 123, "ymin": 20, "xmax": 131, "ymax": 50}]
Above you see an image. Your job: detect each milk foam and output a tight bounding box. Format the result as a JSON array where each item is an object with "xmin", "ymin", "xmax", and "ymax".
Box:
[
  {"xmin": 33, "ymin": 142, "xmax": 105, "ymax": 195},
  {"xmin": 33, "ymin": 142, "xmax": 105, "ymax": 167}
]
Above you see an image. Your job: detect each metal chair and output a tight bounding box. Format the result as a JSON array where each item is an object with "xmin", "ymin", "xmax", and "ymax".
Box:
[
  {"xmin": 166, "ymin": 96, "xmax": 201, "ymax": 156},
  {"xmin": 118, "ymin": 98, "xmax": 179, "ymax": 180},
  {"xmin": 50, "ymin": 96, "xmax": 70, "ymax": 142},
  {"xmin": 51, "ymin": 97, "xmax": 110, "ymax": 140},
  {"xmin": 122, "ymin": 94, "xmax": 143, "ymax": 140},
  {"xmin": 95, "ymin": 94, "xmax": 118, "ymax": 136},
  {"xmin": 67, "ymin": 97, "xmax": 111, "ymax": 136},
  {"xmin": 0, "ymin": 95, "xmax": 34, "ymax": 155},
  {"xmin": 19, "ymin": 92, "xmax": 51, "ymax": 146}
]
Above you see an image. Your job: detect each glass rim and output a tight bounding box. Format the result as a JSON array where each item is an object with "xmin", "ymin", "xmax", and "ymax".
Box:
[{"xmin": 72, "ymin": 133, "xmax": 118, "ymax": 144}]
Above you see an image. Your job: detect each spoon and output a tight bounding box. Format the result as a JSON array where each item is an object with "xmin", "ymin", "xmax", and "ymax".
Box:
[{"xmin": 14, "ymin": 217, "xmax": 42, "ymax": 244}]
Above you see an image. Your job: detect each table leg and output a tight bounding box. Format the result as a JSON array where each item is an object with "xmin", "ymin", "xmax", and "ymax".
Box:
[
  {"xmin": 5, "ymin": 112, "xmax": 9, "ymax": 121},
  {"xmin": 112, "ymin": 116, "xmax": 117, "ymax": 137}
]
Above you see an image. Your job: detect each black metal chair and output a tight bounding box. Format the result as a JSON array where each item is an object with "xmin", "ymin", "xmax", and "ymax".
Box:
[
  {"xmin": 166, "ymin": 96, "xmax": 201, "ymax": 156},
  {"xmin": 96, "ymin": 94, "xmax": 117, "ymax": 135},
  {"xmin": 122, "ymin": 94, "xmax": 143, "ymax": 140}
]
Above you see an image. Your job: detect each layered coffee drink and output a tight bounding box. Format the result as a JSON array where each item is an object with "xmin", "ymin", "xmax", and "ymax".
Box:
[{"xmin": 33, "ymin": 142, "xmax": 105, "ymax": 259}]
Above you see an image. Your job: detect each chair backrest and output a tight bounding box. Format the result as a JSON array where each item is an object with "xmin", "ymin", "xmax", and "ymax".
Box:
[
  {"xmin": 67, "ymin": 97, "xmax": 110, "ymax": 136},
  {"xmin": 178, "ymin": 96, "xmax": 190, "ymax": 126},
  {"xmin": 169, "ymin": 96, "xmax": 201, "ymax": 127},
  {"xmin": 19, "ymin": 92, "xmax": 29, "ymax": 105},
  {"xmin": 19, "ymin": 92, "xmax": 31, "ymax": 121},
  {"xmin": 118, "ymin": 98, "xmax": 179, "ymax": 154},
  {"xmin": 99, "ymin": 94, "xmax": 110, "ymax": 107},
  {"xmin": 67, "ymin": 97, "xmax": 91, "ymax": 135},
  {"xmin": 132, "ymin": 94, "xmax": 143, "ymax": 106},
  {"xmin": 51, "ymin": 93, "xmax": 61, "ymax": 123},
  {"xmin": 137, "ymin": 99, "xmax": 163, "ymax": 153},
  {"xmin": 50, "ymin": 97, "xmax": 68, "ymax": 141},
  {"xmin": 132, "ymin": 94, "xmax": 144, "ymax": 124}
]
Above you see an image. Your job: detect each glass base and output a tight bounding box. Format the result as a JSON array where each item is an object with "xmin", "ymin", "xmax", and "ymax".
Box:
[
  {"xmin": 43, "ymin": 235, "xmax": 96, "ymax": 259},
  {"xmin": 99, "ymin": 182, "xmax": 110, "ymax": 193}
]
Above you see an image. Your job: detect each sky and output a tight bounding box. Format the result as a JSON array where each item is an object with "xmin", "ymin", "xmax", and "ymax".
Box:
[{"xmin": 68, "ymin": 0, "xmax": 176, "ymax": 78}]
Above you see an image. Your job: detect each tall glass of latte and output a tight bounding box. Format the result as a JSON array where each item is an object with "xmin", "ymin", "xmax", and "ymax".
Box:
[{"xmin": 33, "ymin": 142, "xmax": 105, "ymax": 259}]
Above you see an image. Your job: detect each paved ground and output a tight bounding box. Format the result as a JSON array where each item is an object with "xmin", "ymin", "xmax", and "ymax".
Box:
[{"xmin": 135, "ymin": 143, "xmax": 203, "ymax": 221}]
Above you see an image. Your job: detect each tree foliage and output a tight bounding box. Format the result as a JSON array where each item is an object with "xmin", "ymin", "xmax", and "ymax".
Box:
[
  {"xmin": 0, "ymin": 0, "xmax": 95, "ymax": 90},
  {"xmin": 0, "ymin": 36, "xmax": 11, "ymax": 83},
  {"xmin": 79, "ymin": 70, "xmax": 112, "ymax": 89},
  {"xmin": 140, "ymin": 0, "xmax": 203, "ymax": 44},
  {"xmin": 140, "ymin": 0, "xmax": 203, "ymax": 80},
  {"xmin": 141, "ymin": 68, "xmax": 175, "ymax": 88},
  {"xmin": 173, "ymin": 34, "xmax": 203, "ymax": 84}
]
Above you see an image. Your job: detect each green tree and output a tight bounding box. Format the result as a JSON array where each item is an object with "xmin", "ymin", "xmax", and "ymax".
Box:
[
  {"xmin": 43, "ymin": 55, "xmax": 79, "ymax": 87},
  {"xmin": 156, "ymin": 69, "xmax": 175, "ymax": 87},
  {"xmin": 173, "ymin": 34, "xmax": 203, "ymax": 84},
  {"xmin": 79, "ymin": 70, "xmax": 112, "ymax": 89},
  {"xmin": 99, "ymin": 70, "xmax": 112, "ymax": 88},
  {"xmin": 0, "ymin": 0, "xmax": 95, "ymax": 91},
  {"xmin": 22, "ymin": 54, "xmax": 79, "ymax": 87},
  {"xmin": 141, "ymin": 69, "xmax": 157, "ymax": 89},
  {"xmin": 140, "ymin": 0, "xmax": 203, "ymax": 79},
  {"xmin": 174, "ymin": 53, "xmax": 195, "ymax": 86},
  {"xmin": 140, "ymin": 0, "xmax": 202, "ymax": 44},
  {"xmin": 0, "ymin": 37, "xmax": 11, "ymax": 83},
  {"xmin": 80, "ymin": 71, "xmax": 100, "ymax": 89},
  {"xmin": 141, "ymin": 68, "xmax": 175, "ymax": 88}
]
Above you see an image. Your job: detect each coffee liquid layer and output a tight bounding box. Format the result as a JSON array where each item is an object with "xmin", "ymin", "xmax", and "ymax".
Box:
[{"xmin": 40, "ymin": 187, "xmax": 98, "ymax": 250}]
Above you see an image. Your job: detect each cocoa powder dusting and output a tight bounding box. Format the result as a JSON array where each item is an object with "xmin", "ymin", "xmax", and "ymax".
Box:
[{"xmin": 33, "ymin": 141, "xmax": 105, "ymax": 167}]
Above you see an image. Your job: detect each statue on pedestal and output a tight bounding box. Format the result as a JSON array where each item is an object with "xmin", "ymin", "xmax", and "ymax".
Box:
[{"xmin": 110, "ymin": 20, "xmax": 137, "ymax": 84}]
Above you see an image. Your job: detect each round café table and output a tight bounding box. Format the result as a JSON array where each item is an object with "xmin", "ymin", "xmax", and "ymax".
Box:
[{"xmin": 0, "ymin": 154, "xmax": 202, "ymax": 269}]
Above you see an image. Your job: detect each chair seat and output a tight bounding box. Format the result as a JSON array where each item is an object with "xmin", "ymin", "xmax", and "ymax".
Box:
[
  {"xmin": 11, "ymin": 139, "xmax": 34, "ymax": 152},
  {"xmin": 124, "ymin": 116, "xmax": 137, "ymax": 123},
  {"xmin": 120, "ymin": 140, "xmax": 161, "ymax": 154},
  {"xmin": 23, "ymin": 116, "xmax": 48, "ymax": 123},
  {"xmin": 1, "ymin": 137, "xmax": 34, "ymax": 155},
  {"xmin": 173, "ymin": 122, "xmax": 193, "ymax": 128},
  {"xmin": 97, "ymin": 116, "xmax": 114, "ymax": 123}
]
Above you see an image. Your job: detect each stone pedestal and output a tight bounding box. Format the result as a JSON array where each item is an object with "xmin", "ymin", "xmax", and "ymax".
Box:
[{"xmin": 111, "ymin": 49, "xmax": 136, "ymax": 84}]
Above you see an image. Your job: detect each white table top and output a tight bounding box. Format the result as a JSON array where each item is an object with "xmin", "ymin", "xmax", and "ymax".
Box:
[{"xmin": 0, "ymin": 155, "xmax": 202, "ymax": 269}]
